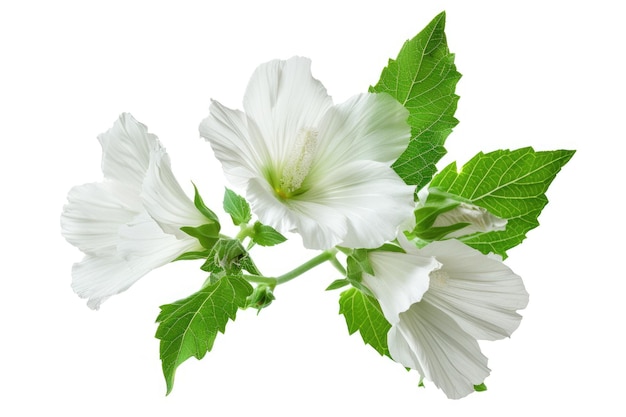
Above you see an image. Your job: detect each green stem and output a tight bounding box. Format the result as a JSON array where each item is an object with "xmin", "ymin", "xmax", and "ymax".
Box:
[
  {"xmin": 275, "ymin": 248, "xmax": 338, "ymax": 285},
  {"xmin": 243, "ymin": 275, "xmax": 277, "ymax": 287},
  {"xmin": 243, "ymin": 248, "xmax": 340, "ymax": 287}
]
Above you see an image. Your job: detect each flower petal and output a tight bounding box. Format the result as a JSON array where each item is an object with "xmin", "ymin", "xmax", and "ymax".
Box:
[
  {"xmin": 200, "ymin": 100, "xmax": 270, "ymax": 188},
  {"xmin": 388, "ymin": 301, "xmax": 490, "ymax": 399},
  {"xmin": 242, "ymin": 57, "xmax": 333, "ymax": 165},
  {"xmin": 311, "ymin": 92, "xmax": 410, "ymax": 172},
  {"xmin": 420, "ymin": 240, "xmax": 529, "ymax": 340},
  {"xmin": 141, "ymin": 148, "xmax": 207, "ymax": 239},
  {"xmin": 363, "ymin": 250, "xmax": 439, "ymax": 325},
  {"xmin": 246, "ymin": 177, "xmax": 348, "ymax": 248},
  {"xmin": 61, "ymin": 181, "xmax": 141, "ymax": 256},
  {"xmin": 299, "ymin": 160, "xmax": 415, "ymax": 249},
  {"xmin": 98, "ymin": 113, "xmax": 161, "ymax": 190},
  {"xmin": 73, "ymin": 214, "xmax": 200, "ymax": 310}
]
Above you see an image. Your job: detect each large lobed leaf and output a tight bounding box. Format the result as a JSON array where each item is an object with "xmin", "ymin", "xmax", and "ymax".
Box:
[
  {"xmin": 370, "ymin": 11, "xmax": 461, "ymax": 192},
  {"xmin": 430, "ymin": 147, "xmax": 575, "ymax": 257},
  {"xmin": 155, "ymin": 275, "xmax": 252, "ymax": 394},
  {"xmin": 339, "ymin": 288, "xmax": 391, "ymax": 357}
]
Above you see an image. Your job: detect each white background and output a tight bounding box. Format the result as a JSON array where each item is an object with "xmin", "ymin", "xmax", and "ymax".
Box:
[{"xmin": 1, "ymin": 1, "xmax": 624, "ymax": 415}]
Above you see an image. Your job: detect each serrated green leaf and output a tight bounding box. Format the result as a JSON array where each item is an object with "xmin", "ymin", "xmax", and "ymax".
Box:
[
  {"xmin": 201, "ymin": 238, "xmax": 261, "ymax": 276},
  {"xmin": 370, "ymin": 11, "xmax": 461, "ymax": 191},
  {"xmin": 223, "ymin": 188, "xmax": 251, "ymax": 225},
  {"xmin": 339, "ymin": 288, "xmax": 391, "ymax": 357},
  {"xmin": 155, "ymin": 275, "xmax": 253, "ymax": 395},
  {"xmin": 252, "ymin": 222, "xmax": 287, "ymax": 246},
  {"xmin": 430, "ymin": 147, "xmax": 575, "ymax": 257},
  {"xmin": 192, "ymin": 183, "xmax": 219, "ymax": 223}
]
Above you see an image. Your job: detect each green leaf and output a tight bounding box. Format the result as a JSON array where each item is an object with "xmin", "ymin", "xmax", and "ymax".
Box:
[
  {"xmin": 252, "ymin": 222, "xmax": 287, "ymax": 246},
  {"xmin": 339, "ymin": 288, "xmax": 391, "ymax": 357},
  {"xmin": 155, "ymin": 275, "xmax": 253, "ymax": 395},
  {"xmin": 430, "ymin": 147, "xmax": 575, "ymax": 257},
  {"xmin": 325, "ymin": 279, "xmax": 350, "ymax": 291},
  {"xmin": 223, "ymin": 188, "xmax": 251, "ymax": 225},
  {"xmin": 370, "ymin": 11, "xmax": 461, "ymax": 191},
  {"xmin": 192, "ymin": 183, "xmax": 219, "ymax": 224},
  {"xmin": 474, "ymin": 382, "xmax": 488, "ymax": 392}
]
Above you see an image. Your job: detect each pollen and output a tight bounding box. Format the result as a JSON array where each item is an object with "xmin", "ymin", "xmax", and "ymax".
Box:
[
  {"xmin": 280, "ymin": 128, "xmax": 318, "ymax": 195},
  {"xmin": 429, "ymin": 269, "xmax": 450, "ymax": 290}
]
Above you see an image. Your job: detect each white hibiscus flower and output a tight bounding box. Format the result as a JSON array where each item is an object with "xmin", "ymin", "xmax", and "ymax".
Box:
[
  {"xmin": 362, "ymin": 237, "xmax": 529, "ymax": 399},
  {"xmin": 61, "ymin": 113, "xmax": 209, "ymax": 309},
  {"xmin": 200, "ymin": 57, "xmax": 415, "ymax": 250}
]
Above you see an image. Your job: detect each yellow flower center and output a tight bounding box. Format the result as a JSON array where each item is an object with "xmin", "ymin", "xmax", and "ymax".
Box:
[{"xmin": 275, "ymin": 128, "xmax": 318, "ymax": 199}]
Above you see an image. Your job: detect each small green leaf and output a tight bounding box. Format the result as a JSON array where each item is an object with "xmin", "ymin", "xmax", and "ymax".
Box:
[
  {"xmin": 370, "ymin": 11, "xmax": 461, "ymax": 191},
  {"xmin": 180, "ymin": 223, "xmax": 220, "ymax": 250},
  {"xmin": 252, "ymin": 222, "xmax": 287, "ymax": 246},
  {"xmin": 223, "ymin": 188, "xmax": 251, "ymax": 225},
  {"xmin": 474, "ymin": 383, "xmax": 487, "ymax": 392},
  {"xmin": 325, "ymin": 279, "xmax": 350, "ymax": 291},
  {"xmin": 339, "ymin": 288, "xmax": 391, "ymax": 357},
  {"xmin": 430, "ymin": 148, "xmax": 575, "ymax": 257},
  {"xmin": 155, "ymin": 275, "xmax": 253, "ymax": 395},
  {"xmin": 192, "ymin": 183, "xmax": 219, "ymax": 223}
]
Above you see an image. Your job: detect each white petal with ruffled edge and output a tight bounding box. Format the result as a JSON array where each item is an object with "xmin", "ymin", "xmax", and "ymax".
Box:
[
  {"xmin": 73, "ymin": 215, "xmax": 199, "ymax": 309},
  {"xmin": 388, "ymin": 301, "xmax": 490, "ymax": 399},
  {"xmin": 98, "ymin": 113, "xmax": 161, "ymax": 190},
  {"xmin": 419, "ymin": 240, "xmax": 529, "ymax": 340},
  {"xmin": 362, "ymin": 248, "xmax": 439, "ymax": 325},
  {"xmin": 61, "ymin": 181, "xmax": 141, "ymax": 256},
  {"xmin": 242, "ymin": 57, "xmax": 333, "ymax": 165},
  {"xmin": 200, "ymin": 58, "xmax": 414, "ymax": 249},
  {"xmin": 141, "ymin": 148, "xmax": 207, "ymax": 239}
]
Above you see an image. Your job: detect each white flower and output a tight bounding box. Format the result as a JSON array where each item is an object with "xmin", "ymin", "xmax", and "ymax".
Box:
[
  {"xmin": 200, "ymin": 57, "xmax": 415, "ymax": 250},
  {"xmin": 362, "ymin": 237, "xmax": 529, "ymax": 399},
  {"xmin": 61, "ymin": 113, "xmax": 208, "ymax": 309}
]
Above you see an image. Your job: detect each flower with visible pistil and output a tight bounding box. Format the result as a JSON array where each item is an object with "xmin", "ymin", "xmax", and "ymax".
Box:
[
  {"xmin": 200, "ymin": 57, "xmax": 415, "ymax": 250},
  {"xmin": 362, "ymin": 236, "xmax": 529, "ymax": 399},
  {"xmin": 61, "ymin": 114, "xmax": 211, "ymax": 309}
]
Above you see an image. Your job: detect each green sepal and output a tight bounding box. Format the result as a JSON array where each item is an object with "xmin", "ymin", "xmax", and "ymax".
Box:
[
  {"xmin": 223, "ymin": 188, "xmax": 252, "ymax": 226},
  {"xmin": 155, "ymin": 275, "xmax": 252, "ymax": 395},
  {"xmin": 414, "ymin": 223, "xmax": 470, "ymax": 241},
  {"xmin": 192, "ymin": 183, "xmax": 219, "ymax": 224},
  {"xmin": 349, "ymin": 249, "xmax": 375, "ymax": 277},
  {"xmin": 377, "ymin": 243, "xmax": 406, "ymax": 254},
  {"xmin": 172, "ymin": 250, "xmax": 211, "ymax": 262},
  {"xmin": 339, "ymin": 287, "xmax": 391, "ymax": 357},
  {"xmin": 245, "ymin": 284, "xmax": 276, "ymax": 313},
  {"xmin": 201, "ymin": 238, "xmax": 261, "ymax": 276},
  {"xmin": 370, "ymin": 11, "xmax": 461, "ymax": 191},
  {"xmin": 474, "ymin": 383, "xmax": 488, "ymax": 392},
  {"xmin": 325, "ymin": 279, "xmax": 351, "ymax": 291},
  {"xmin": 180, "ymin": 223, "xmax": 220, "ymax": 250},
  {"xmin": 252, "ymin": 221, "xmax": 287, "ymax": 246},
  {"xmin": 413, "ymin": 188, "xmax": 463, "ymax": 232}
]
